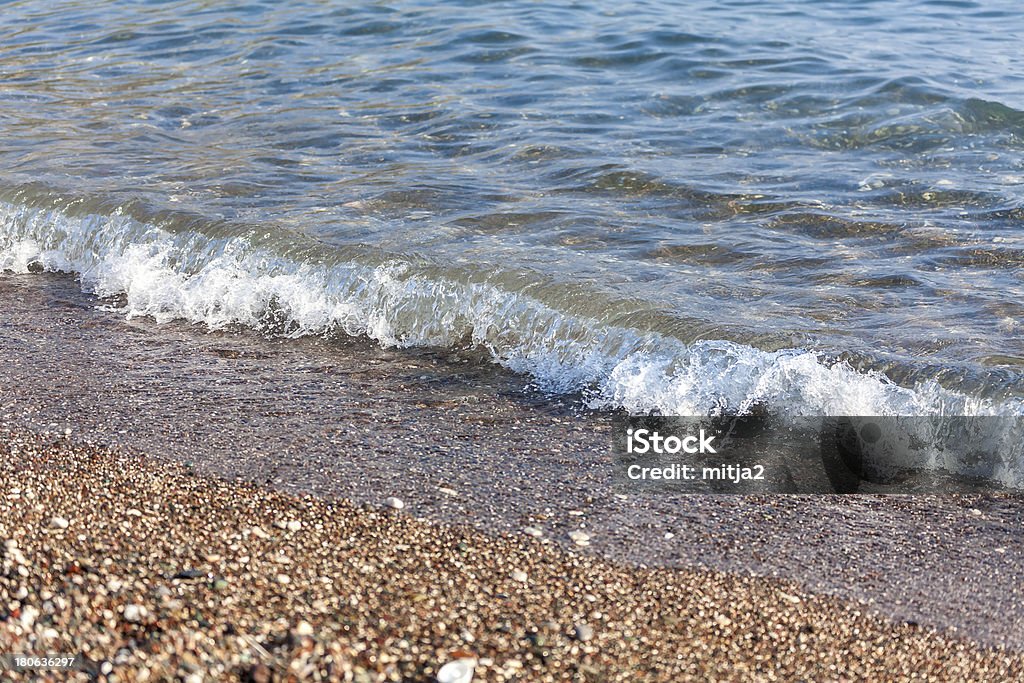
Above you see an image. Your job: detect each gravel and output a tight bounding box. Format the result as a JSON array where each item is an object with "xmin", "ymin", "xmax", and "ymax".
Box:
[{"xmin": 1, "ymin": 430, "xmax": 1021, "ymax": 682}]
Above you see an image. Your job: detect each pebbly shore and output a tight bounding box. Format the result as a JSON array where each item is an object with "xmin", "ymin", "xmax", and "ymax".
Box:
[
  {"xmin": 3, "ymin": 273, "xmax": 1024, "ymax": 652},
  {"xmin": 1, "ymin": 430, "xmax": 1022, "ymax": 682}
]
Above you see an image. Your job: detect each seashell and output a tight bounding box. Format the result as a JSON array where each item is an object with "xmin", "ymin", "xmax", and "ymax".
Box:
[{"xmin": 436, "ymin": 657, "xmax": 476, "ymax": 683}]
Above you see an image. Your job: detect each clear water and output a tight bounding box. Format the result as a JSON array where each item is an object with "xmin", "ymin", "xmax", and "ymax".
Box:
[{"xmin": 1, "ymin": 0, "xmax": 1023, "ymax": 418}]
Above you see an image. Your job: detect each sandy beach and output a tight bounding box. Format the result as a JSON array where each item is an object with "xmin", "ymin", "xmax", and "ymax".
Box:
[{"xmin": 1, "ymin": 429, "xmax": 1021, "ymax": 682}]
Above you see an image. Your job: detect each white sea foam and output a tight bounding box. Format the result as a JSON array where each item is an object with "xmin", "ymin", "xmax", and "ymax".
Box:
[{"xmin": 2, "ymin": 199, "xmax": 1022, "ymax": 487}]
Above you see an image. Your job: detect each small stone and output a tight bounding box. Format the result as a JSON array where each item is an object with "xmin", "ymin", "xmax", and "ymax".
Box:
[
  {"xmin": 511, "ymin": 570, "xmax": 528, "ymax": 583},
  {"xmin": 123, "ymin": 604, "xmax": 147, "ymax": 623},
  {"xmin": 172, "ymin": 569, "xmax": 204, "ymax": 581},
  {"xmin": 19, "ymin": 605, "xmax": 39, "ymax": 629},
  {"xmin": 101, "ymin": 662, "xmax": 113, "ymax": 675},
  {"xmin": 286, "ymin": 520, "xmax": 302, "ymax": 532},
  {"xmin": 778, "ymin": 592, "xmax": 802, "ymax": 605},
  {"xmin": 295, "ymin": 620, "xmax": 314, "ymax": 637},
  {"xmin": 568, "ymin": 530, "xmax": 590, "ymax": 546},
  {"xmin": 213, "ymin": 578, "xmax": 229, "ymax": 591},
  {"xmin": 664, "ymin": 532, "xmax": 675, "ymax": 540},
  {"xmin": 715, "ymin": 614, "xmax": 732, "ymax": 628},
  {"xmin": 50, "ymin": 516, "xmax": 69, "ymax": 530},
  {"xmin": 246, "ymin": 663, "xmax": 272, "ymax": 683},
  {"xmin": 438, "ymin": 487, "xmax": 458, "ymax": 497},
  {"xmin": 184, "ymin": 674, "xmax": 203, "ymax": 683},
  {"xmin": 574, "ymin": 623, "xmax": 594, "ymax": 642},
  {"xmin": 126, "ymin": 508, "xmax": 143, "ymax": 517},
  {"xmin": 42, "ymin": 627, "xmax": 59, "ymax": 641},
  {"xmin": 384, "ymin": 496, "xmax": 405, "ymax": 510},
  {"xmin": 276, "ymin": 574, "xmax": 291, "ymax": 584},
  {"xmin": 522, "ymin": 526, "xmax": 544, "ymax": 538}
]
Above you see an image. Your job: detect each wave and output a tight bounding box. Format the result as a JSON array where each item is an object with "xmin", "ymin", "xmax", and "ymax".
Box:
[
  {"xmin": 2, "ymin": 193, "xmax": 1022, "ymax": 487},
  {"xmin": 1, "ymin": 192, "xmax": 1016, "ymax": 416}
]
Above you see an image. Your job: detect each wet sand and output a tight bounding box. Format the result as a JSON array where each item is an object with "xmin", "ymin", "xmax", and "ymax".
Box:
[
  {"xmin": 1, "ymin": 272, "xmax": 1023, "ymax": 655},
  {"xmin": 1, "ymin": 431, "xmax": 1022, "ymax": 682}
]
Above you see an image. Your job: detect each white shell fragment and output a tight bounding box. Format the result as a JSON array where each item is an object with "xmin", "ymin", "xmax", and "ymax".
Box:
[{"xmin": 436, "ymin": 658, "xmax": 476, "ymax": 683}]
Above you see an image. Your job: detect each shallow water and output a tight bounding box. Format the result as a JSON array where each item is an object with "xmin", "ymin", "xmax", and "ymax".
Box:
[{"xmin": 1, "ymin": 0, "xmax": 1023, "ymax": 417}]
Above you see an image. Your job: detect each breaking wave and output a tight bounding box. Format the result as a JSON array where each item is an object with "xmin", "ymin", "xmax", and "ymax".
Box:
[{"xmin": 3, "ymin": 196, "xmax": 1018, "ymax": 423}]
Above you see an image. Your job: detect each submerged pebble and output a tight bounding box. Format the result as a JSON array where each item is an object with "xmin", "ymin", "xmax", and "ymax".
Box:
[{"xmin": 568, "ymin": 530, "xmax": 590, "ymax": 546}]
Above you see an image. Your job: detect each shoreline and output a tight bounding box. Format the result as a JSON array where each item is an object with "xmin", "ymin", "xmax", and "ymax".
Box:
[
  {"xmin": 1, "ymin": 430, "xmax": 1021, "ymax": 681},
  {"xmin": 1, "ymin": 272, "xmax": 1024, "ymax": 653}
]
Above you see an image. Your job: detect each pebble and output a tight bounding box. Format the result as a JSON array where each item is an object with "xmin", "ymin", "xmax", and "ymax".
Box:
[
  {"xmin": 19, "ymin": 605, "xmax": 39, "ymax": 629},
  {"xmin": 276, "ymin": 573, "xmax": 291, "ymax": 584},
  {"xmin": 49, "ymin": 516, "xmax": 69, "ymax": 529},
  {"xmin": 568, "ymin": 530, "xmax": 590, "ymax": 546},
  {"xmin": 574, "ymin": 623, "xmax": 594, "ymax": 642},
  {"xmin": 295, "ymin": 620, "xmax": 315, "ymax": 637},
  {"xmin": 779, "ymin": 592, "xmax": 802, "ymax": 605},
  {"xmin": 510, "ymin": 570, "xmax": 528, "ymax": 583},
  {"xmin": 123, "ymin": 604, "xmax": 147, "ymax": 623},
  {"xmin": 522, "ymin": 526, "xmax": 544, "ymax": 538},
  {"xmin": 384, "ymin": 496, "xmax": 405, "ymax": 510}
]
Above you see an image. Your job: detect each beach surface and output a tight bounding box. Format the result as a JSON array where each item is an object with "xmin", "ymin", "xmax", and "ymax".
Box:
[
  {"xmin": 1, "ymin": 272, "xmax": 1024, "ymax": 677},
  {"xmin": 1, "ymin": 430, "xmax": 1021, "ymax": 682}
]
